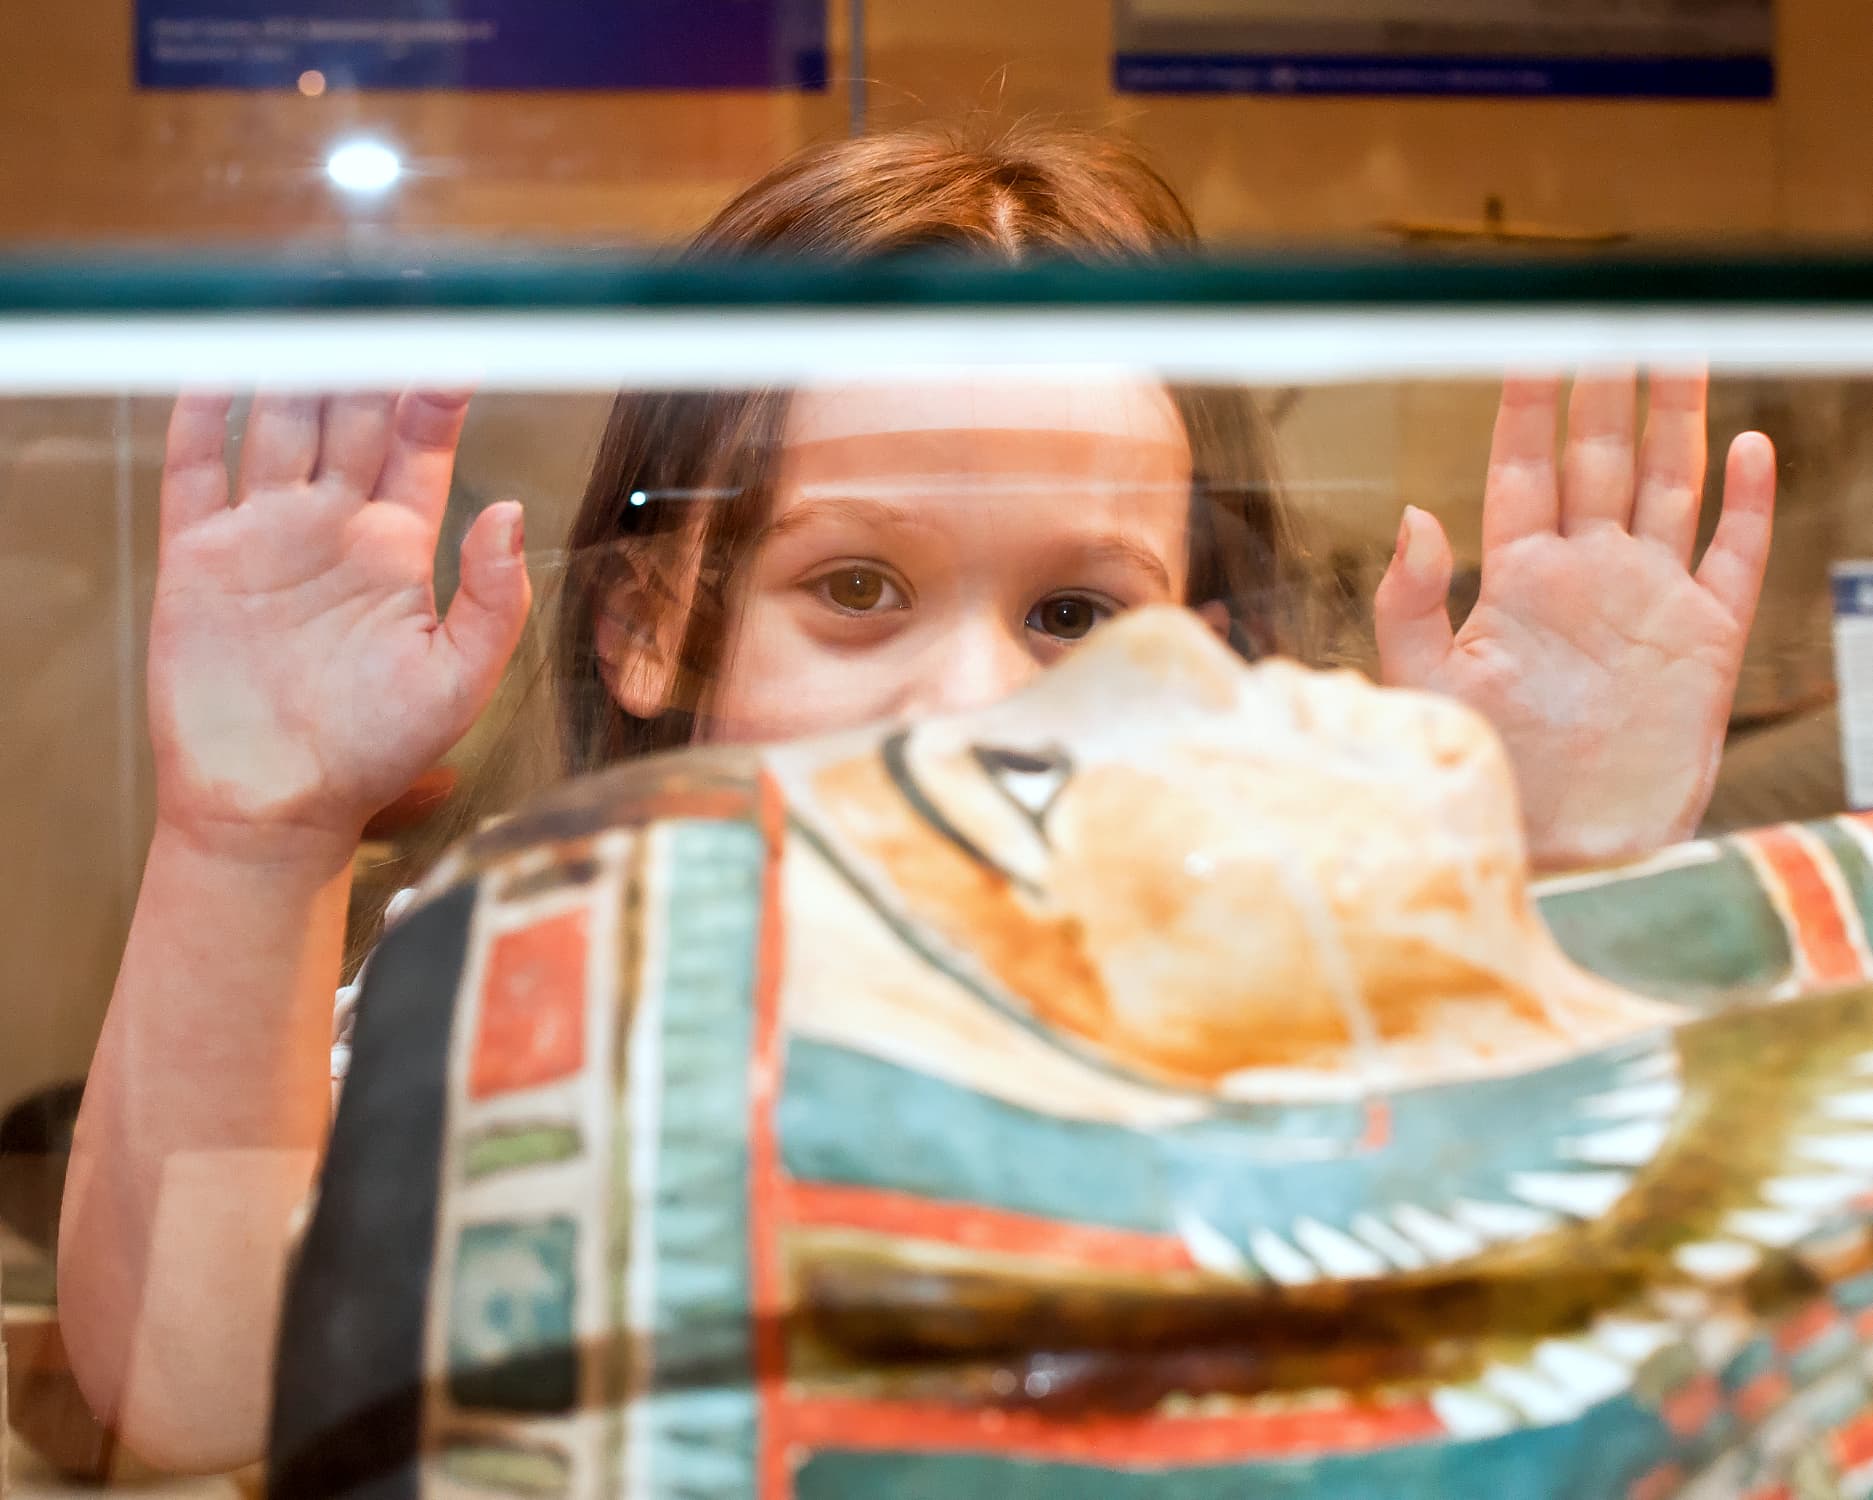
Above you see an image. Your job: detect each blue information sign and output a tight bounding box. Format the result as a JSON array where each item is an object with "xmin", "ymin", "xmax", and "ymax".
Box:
[
  {"xmin": 1834, "ymin": 564, "xmax": 1873, "ymax": 621},
  {"xmin": 1833, "ymin": 563, "xmax": 1873, "ymax": 809},
  {"xmin": 1114, "ymin": 0, "xmax": 1774, "ymax": 99},
  {"xmin": 137, "ymin": 0, "xmax": 828, "ymax": 91}
]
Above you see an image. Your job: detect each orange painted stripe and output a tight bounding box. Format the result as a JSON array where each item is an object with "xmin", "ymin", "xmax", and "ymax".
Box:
[
  {"xmin": 1774, "ymin": 1297, "xmax": 1838, "ymax": 1355},
  {"xmin": 1735, "ymin": 1369, "xmax": 1793, "ymax": 1426},
  {"xmin": 782, "ymin": 1180, "xmax": 1201, "ymax": 1275},
  {"xmin": 1661, "ymin": 1373, "xmax": 1721, "ymax": 1437},
  {"xmin": 1360, "ymin": 1097, "xmax": 1392, "ymax": 1150},
  {"xmin": 1832, "ymin": 1407, "xmax": 1873, "ymax": 1471},
  {"xmin": 1628, "ymin": 1463, "xmax": 1684, "ymax": 1500},
  {"xmin": 1745, "ymin": 826, "xmax": 1864, "ymax": 988},
  {"xmin": 750, "ymin": 771, "xmax": 792, "ymax": 1500},
  {"xmin": 778, "ymin": 1394, "xmax": 1445, "ymax": 1464}
]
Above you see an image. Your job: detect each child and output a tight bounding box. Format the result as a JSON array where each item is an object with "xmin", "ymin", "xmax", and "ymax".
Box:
[{"xmin": 58, "ymin": 122, "xmax": 1775, "ymax": 1473}]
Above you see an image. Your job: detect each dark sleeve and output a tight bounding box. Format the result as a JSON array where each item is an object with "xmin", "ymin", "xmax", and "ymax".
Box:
[{"xmin": 268, "ymin": 880, "xmax": 478, "ymax": 1500}]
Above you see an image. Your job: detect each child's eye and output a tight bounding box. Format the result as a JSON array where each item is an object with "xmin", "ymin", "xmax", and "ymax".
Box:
[
  {"xmin": 811, "ymin": 565, "xmax": 908, "ymax": 615},
  {"xmin": 1027, "ymin": 593, "xmax": 1113, "ymax": 642}
]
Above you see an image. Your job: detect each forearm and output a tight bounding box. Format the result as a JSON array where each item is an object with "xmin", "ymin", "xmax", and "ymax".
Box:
[{"xmin": 60, "ymin": 819, "xmax": 354, "ymax": 1473}]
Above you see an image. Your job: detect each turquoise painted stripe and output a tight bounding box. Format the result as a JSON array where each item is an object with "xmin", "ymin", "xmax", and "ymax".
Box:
[
  {"xmin": 778, "ymin": 1031, "xmax": 1664, "ymax": 1247},
  {"xmin": 1720, "ymin": 1336, "xmax": 1776, "ymax": 1391},
  {"xmin": 1537, "ymin": 841, "xmax": 1792, "ymax": 1004},
  {"xmin": 1814, "ymin": 819, "xmax": 1873, "ymax": 945},
  {"xmin": 794, "ymin": 1392, "xmax": 1667, "ymax": 1500},
  {"xmin": 1687, "ymin": 1408, "xmax": 1737, "ymax": 1461},
  {"xmin": 1834, "ymin": 1270, "xmax": 1873, "ymax": 1312},
  {"xmin": 1789, "ymin": 1321, "xmax": 1859, "ymax": 1386},
  {"xmin": 645, "ymin": 819, "xmax": 766, "ymax": 1497}
]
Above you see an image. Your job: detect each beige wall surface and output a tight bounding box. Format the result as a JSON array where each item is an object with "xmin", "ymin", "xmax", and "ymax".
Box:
[
  {"xmin": 1, "ymin": 401, "xmax": 155, "ymax": 1113},
  {"xmin": 0, "ymin": 0, "xmax": 1869, "ymax": 247}
]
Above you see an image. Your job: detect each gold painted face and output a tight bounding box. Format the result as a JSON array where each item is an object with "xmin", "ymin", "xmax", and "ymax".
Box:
[{"xmin": 777, "ymin": 606, "xmax": 1672, "ymax": 1092}]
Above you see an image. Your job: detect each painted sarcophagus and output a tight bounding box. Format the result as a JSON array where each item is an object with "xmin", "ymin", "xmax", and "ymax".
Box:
[{"xmin": 273, "ymin": 607, "xmax": 1873, "ymax": 1500}]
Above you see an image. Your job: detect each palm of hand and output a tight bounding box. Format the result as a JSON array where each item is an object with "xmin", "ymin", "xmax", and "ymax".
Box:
[
  {"xmin": 1374, "ymin": 372, "xmax": 1776, "ymax": 871},
  {"xmin": 154, "ymin": 496, "xmax": 450, "ymax": 829},
  {"xmin": 148, "ymin": 393, "xmax": 529, "ymax": 848},
  {"xmin": 1422, "ymin": 529, "xmax": 1742, "ymax": 865}
]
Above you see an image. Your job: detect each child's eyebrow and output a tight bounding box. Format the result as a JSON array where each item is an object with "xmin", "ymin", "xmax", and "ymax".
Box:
[
  {"xmin": 763, "ymin": 497, "xmax": 1176, "ymax": 589},
  {"xmin": 1072, "ymin": 536, "xmax": 1174, "ymax": 591},
  {"xmin": 757, "ymin": 495, "xmax": 947, "ymax": 541}
]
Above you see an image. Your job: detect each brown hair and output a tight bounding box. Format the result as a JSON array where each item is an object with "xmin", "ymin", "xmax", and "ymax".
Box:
[{"xmin": 552, "ymin": 120, "xmax": 1300, "ymax": 775}]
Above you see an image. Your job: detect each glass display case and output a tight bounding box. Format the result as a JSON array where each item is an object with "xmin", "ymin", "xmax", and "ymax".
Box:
[
  {"xmin": 12, "ymin": 0, "xmax": 1873, "ymax": 1480},
  {"xmin": 7, "ymin": 239, "xmax": 1873, "ymax": 1500}
]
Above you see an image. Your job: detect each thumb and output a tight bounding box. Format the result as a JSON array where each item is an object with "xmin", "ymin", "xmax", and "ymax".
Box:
[
  {"xmin": 1373, "ymin": 505, "xmax": 1456, "ymax": 687},
  {"xmin": 439, "ymin": 501, "xmax": 531, "ymax": 706}
]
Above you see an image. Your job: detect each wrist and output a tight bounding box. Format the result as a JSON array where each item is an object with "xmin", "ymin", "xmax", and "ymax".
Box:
[{"xmin": 151, "ymin": 809, "xmax": 363, "ymax": 879}]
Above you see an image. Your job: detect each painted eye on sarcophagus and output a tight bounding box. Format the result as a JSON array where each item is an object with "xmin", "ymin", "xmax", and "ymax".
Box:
[{"xmin": 969, "ymin": 743, "xmax": 1074, "ymax": 839}]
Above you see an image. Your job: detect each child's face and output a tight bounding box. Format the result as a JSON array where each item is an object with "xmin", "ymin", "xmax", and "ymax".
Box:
[{"xmin": 699, "ymin": 376, "xmax": 1196, "ymax": 745}]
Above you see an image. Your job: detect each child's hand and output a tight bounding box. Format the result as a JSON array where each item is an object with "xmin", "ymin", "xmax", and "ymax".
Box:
[
  {"xmin": 1372, "ymin": 370, "xmax": 1776, "ymax": 869},
  {"xmin": 147, "ymin": 392, "xmax": 531, "ymax": 863}
]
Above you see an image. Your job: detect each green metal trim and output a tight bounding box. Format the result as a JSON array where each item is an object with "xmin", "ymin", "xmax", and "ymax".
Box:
[{"xmin": 5, "ymin": 249, "xmax": 1873, "ymax": 315}]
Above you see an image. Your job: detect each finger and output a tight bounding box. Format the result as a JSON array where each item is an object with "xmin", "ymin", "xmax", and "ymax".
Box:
[
  {"xmin": 160, "ymin": 392, "xmax": 233, "ymax": 542},
  {"xmin": 438, "ymin": 501, "xmax": 531, "ymax": 706},
  {"xmin": 1695, "ymin": 432, "xmax": 1777, "ymax": 626},
  {"xmin": 1373, "ymin": 506, "xmax": 1456, "ymax": 687},
  {"xmin": 1482, "ymin": 373, "xmax": 1563, "ymax": 553},
  {"xmin": 376, "ymin": 390, "xmax": 472, "ymax": 527},
  {"xmin": 312, "ymin": 392, "xmax": 398, "ymax": 496},
  {"xmin": 235, "ymin": 392, "xmax": 323, "ymax": 495},
  {"xmin": 1560, "ymin": 366, "xmax": 1639, "ymax": 534},
  {"xmin": 1629, "ymin": 367, "xmax": 1709, "ymax": 566}
]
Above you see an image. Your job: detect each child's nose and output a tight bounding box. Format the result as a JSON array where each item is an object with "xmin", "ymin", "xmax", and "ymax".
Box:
[{"xmin": 901, "ymin": 617, "xmax": 1039, "ymax": 718}]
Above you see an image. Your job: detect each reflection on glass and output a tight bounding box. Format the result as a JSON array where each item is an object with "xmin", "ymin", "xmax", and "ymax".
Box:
[{"xmin": 4, "ymin": 121, "xmax": 1872, "ymax": 1500}]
